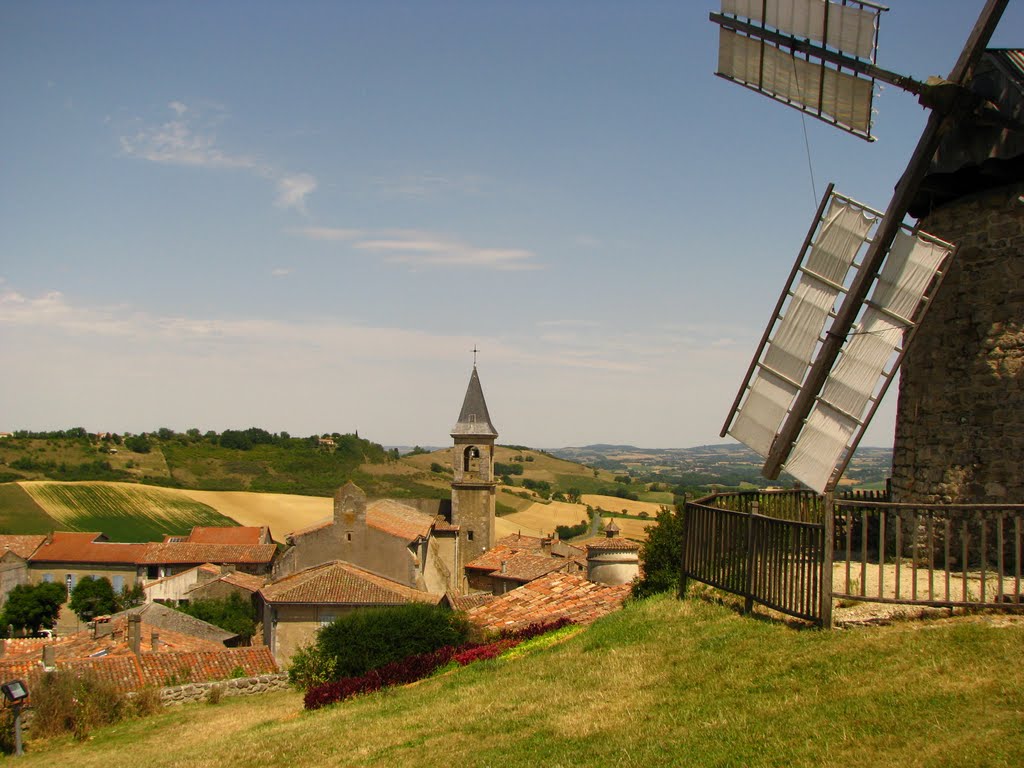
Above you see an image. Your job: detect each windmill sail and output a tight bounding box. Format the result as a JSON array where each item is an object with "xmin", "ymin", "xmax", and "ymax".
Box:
[
  {"xmin": 725, "ymin": 189, "xmax": 880, "ymax": 457},
  {"xmin": 713, "ymin": 0, "xmax": 885, "ymax": 139},
  {"xmin": 784, "ymin": 230, "xmax": 955, "ymax": 491}
]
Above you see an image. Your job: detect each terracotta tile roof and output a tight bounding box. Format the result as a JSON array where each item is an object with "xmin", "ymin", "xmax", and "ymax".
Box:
[
  {"xmin": 367, "ymin": 499, "xmax": 434, "ymax": 543},
  {"xmin": 467, "ymin": 572, "xmax": 630, "ymax": 632},
  {"xmin": 0, "ymin": 647, "xmax": 278, "ymax": 695},
  {"xmin": 29, "ymin": 532, "xmax": 148, "ymax": 565},
  {"xmin": 432, "ymin": 516, "xmax": 460, "ymax": 533},
  {"xmin": 494, "ymin": 533, "xmax": 585, "ymax": 560},
  {"xmin": 465, "ymin": 544, "xmax": 571, "ymax": 583},
  {"xmin": 0, "ymin": 534, "xmax": 46, "ymax": 560},
  {"xmin": 215, "ymin": 570, "xmax": 268, "ymax": 592},
  {"xmin": 185, "ymin": 526, "xmax": 270, "ymax": 546},
  {"xmin": 0, "ymin": 638, "xmax": 51, "ymax": 657},
  {"xmin": 288, "ymin": 517, "xmax": 332, "ymax": 539},
  {"xmin": 447, "ymin": 592, "xmax": 496, "ymax": 612},
  {"xmin": 140, "ymin": 542, "xmax": 276, "ymax": 566},
  {"xmin": 260, "ymin": 560, "xmax": 441, "ymax": 606},
  {"xmin": 586, "ymin": 536, "xmax": 641, "ymax": 552}
]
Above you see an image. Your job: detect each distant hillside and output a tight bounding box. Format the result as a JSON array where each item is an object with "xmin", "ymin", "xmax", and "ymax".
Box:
[
  {"xmin": 0, "ymin": 429, "xmax": 448, "ymax": 500},
  {"xmin": 549, "ymin": 444, "xmax": 893, "ymax": 489}
]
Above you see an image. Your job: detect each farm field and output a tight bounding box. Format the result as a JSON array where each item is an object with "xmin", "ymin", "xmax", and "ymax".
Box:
[
  {"xmin": 0, "ymin": 482, "xmax": 59, "ymax": 533},
  {"xmin": 18, "ymin": 481, "xmax": 236, "ymax": 541},
  {"xmin": 499, "ymin": 500, "xmax": 592, "ymax": 538},
  {"xmin": 178, "ymin": 489, "xmax": 332, "ymax": 538},
  {"xmin": 581, "ymin": 494, "xmax": 664, "ymax": 517}
]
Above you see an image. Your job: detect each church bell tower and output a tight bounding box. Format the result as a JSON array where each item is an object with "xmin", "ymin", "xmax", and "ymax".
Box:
[{"xmin": 450, "ymin": 365, "xmax": 498, "ymax": 574}]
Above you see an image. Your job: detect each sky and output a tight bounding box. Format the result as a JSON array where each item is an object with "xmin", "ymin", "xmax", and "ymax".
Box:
[{"xmin": 2, "ymin": 1, "xmax": 1021, "ymax": 450}]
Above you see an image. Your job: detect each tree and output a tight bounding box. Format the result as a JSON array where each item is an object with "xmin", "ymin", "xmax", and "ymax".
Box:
[
  {"xmin": 2, "ymin": 582, "xmax": 66, "ymax": 634},
  {"xmin": 115, "ymin": 583, "xmax": 145, "ymax": 612},
  {"xmin": 69, "ymin": 576, "xmax": 118, "ymax": 622},
  {"xmin": 177, "ymin": 593, "xmax": 257, "ymax": 640},
  {"xmin": 632, "ymin": 505, "xmax": 686, "ymax": 600},
  {"xmin": 124, "ymin": 435, "xmax": 151, "ymax": 453},
  {"xmin": 566, "ymin": 488, "xmax": 582, "ymax": 504}
]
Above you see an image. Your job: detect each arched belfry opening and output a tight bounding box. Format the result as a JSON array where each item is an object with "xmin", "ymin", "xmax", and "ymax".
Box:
[{"xmin": 463, "ymin": 445, "xmax": 481, "ymax": 474}]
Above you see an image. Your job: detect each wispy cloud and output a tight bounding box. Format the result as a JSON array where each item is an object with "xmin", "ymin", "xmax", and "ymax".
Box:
[
  {"xmin": 271, "ymin": 268, "xmax": 292, "ymax": 277},
  {"xmin": 119, "ymin": 102, "xmax": 315, "ymax": 213},
  {"xmin": 291, "ymin": 227, "xmax": 541, "ymax": 271},
  {"xmin": 275, "ymin": 173, "xmax": 317, "ymax": 213},
  {"xmin": 373, "ymin": 173, "xmax": 486, "ymax": 198}
]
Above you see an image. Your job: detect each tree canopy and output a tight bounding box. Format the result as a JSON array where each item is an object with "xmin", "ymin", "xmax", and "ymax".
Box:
[
  {"xmin": 69, "ymin": 576, "xmax": 118, "ymax": 622},
  {"xmin": 2, "ymin": 582, "xmax": 66, "ymax": 634}
]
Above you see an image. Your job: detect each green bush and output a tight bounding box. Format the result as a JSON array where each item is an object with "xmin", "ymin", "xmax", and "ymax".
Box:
[
  {"xmin": 316, "ymin": 604, "xmax": 471, "ymax": 681},
  {"xmin": 632, "ymin": 506, "xmax": 686, "ymax": 600},
  {"xmin": 288, "ymin": 642, "xmax": 338, "ymax": 690}
]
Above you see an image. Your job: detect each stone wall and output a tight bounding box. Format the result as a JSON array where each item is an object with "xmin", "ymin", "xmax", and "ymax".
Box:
[
  {"xmin": 158, "ymin": 673, "xmax": 291, "ymax": 706},
  {"xmin": 891, "ymin": 182, "xmax": 1024, "ymax": 504}
]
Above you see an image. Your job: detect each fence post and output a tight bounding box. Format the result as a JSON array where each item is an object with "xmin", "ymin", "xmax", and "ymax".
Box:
[
  {"xmin": 743, "ymin": 501, "xmax": 758, "ymax": 614},
  {"xmin": 677, "ymin": 496, "xmax": 689, "ymax": 599},
  {"xmin": 820, "ymin": 492, "xmax": 835, "ymax": 629}
]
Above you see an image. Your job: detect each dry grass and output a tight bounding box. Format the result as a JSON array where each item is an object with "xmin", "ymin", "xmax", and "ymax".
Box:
[
  {"xmin": 17, "ymin": 597, "xmax": 1024, "ymax": 767},
  {"xmin": 177, "ymin": 489, "xmax": 331, "ymax": 538},
  {"xmin": 581, "ymin": 494, "xmax": 664, "ymax": 517}
]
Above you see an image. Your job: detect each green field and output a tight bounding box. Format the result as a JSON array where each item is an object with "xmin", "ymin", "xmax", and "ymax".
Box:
[
  {"xmin": 0, "ymin": 483, "xmax": 59, "ymax": 534},
  {"xmin": 16, "ymin": 594, "xmax": 1024, "ymax": 767},
  {"xmin": 18, "ymin": 483, "xmax": 238, "ymax": 541}
]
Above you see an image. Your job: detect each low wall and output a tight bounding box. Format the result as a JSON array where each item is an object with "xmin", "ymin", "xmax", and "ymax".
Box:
[{"xmin": 159, "ymin": 673, "xmax": 291, "ymax": 706}]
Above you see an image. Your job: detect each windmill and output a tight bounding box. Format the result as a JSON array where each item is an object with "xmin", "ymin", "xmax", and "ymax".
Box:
[{"xmin": 713, "ymin": 0, "xmax": 1019, "ymax": 496}]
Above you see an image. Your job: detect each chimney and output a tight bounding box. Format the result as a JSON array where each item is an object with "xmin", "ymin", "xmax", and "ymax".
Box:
[
  {"xmin": 127, "ymin": 614, "xmax": 142, "ymax": 655},
  {"xmin": 41, "ymin": 644, "xmax": 56, "ymax": 671},
  {"xmin": 151, "ymin": 631, "xmax": 160, "ymax": 651},
  {"xmin": 541, "ymin": 537, "xmax": 552, "ymax": 555},
  {"xmin": 93, "ymin": 616, "xmax": 114, "ymax": 639},
  {"xmin": 499, "ymin": 560, "xmax": 507, "ymax": 574}
]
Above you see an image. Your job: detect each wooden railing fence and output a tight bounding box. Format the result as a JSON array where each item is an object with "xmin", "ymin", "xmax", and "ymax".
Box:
[{"xmin": 681, "ymin": 489, "xmax": 1024, "ymax": 627}]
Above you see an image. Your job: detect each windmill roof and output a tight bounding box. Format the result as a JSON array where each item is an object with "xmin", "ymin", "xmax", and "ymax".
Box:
[
  {"xmin": 911, "ymin": 49, "xmax": 1024, "ymax": 216},
  {"xmin": 451, "ymin": 366, "xmax": 498, "ymax": 437}
]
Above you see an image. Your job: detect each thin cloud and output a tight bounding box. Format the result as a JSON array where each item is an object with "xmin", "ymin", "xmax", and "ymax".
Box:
[
  {"xmin": 271, "ymin": 268, "xmax": 292, "ymax": 277},
  {"xmin": 291, "ymin": 227, "xmax": 540, "ymax": 271},
  {"xmin": 373, "ymin": 173, "xmax": 486, "ymax": 198},
  {"xmin": 119, "ymin": 101, "xmax": 316, "ymax": 213}
]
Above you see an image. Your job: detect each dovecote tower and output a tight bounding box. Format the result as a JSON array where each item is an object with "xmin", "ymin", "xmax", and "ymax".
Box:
[{"xmin": 450, "ymin": 365, "xmax": 498, "ymax": 576}]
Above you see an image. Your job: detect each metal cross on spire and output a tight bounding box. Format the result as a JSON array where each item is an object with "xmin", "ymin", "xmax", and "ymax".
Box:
[{"xmin": 472, "ymin": 345, "xmax": 479, "ymax": 366}]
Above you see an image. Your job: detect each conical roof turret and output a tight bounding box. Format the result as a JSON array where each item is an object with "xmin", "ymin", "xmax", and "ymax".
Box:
[{"xmin": 451, "ymin": 366, "xmax": 498, "ymax": 438}]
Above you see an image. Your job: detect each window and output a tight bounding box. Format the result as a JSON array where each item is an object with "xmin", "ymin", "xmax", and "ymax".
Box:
[
  {"xmin": 112, "ymin": 575, "xmax": 125, "ymax": 592},
  {"xmin": 147, "ymin": 566, "xmax": 159, "ymax": 579},
  {"xmin": 346, "ymin": 532, "xmax": 352, "ymax": 542},
  {"xmin": 319, "ymin": 612, "xmax": 336, "ymax": 627},
  {"xmin": 467, "ymin": 530, "xmax": 474, "ymax": 542},
  {"xmin": 42, "ymin": 573, "xmax": 53, "ymax": 583}
]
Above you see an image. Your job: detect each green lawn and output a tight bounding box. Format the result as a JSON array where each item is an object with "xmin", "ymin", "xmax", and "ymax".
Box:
[{"xmin": 17, "ymin": 595, "xmax": 1024, "ymax": 767}]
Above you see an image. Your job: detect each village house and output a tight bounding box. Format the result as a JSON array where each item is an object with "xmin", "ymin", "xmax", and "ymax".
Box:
[
  {"xmin": 0, "ymin": 535, "xmax": 47, "ymax": 606},
  {"xmin": 259, "ymin": 559, "xmax": 443, "ymax": 664}
]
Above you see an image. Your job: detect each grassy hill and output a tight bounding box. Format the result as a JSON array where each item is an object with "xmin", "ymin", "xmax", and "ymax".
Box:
[
  {"xmin": 0, "ymin": 431, "xmax": 449, "ymax": 500},
  {"xmin": 17, "ymin": 595, "xmax": 1024, "ymax": 767},
  {"xmin": 15, "ymin": 482, "xmax": 239, "ymax": 541}
]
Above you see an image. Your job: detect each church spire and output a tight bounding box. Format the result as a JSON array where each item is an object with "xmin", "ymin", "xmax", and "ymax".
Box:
[{"xmin": 451, "ymin": 365, "xmax": 498, "ymax": 438}]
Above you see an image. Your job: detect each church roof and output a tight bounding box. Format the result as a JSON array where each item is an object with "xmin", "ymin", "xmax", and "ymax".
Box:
[{"xmin": 451, "ymin": 366, "xmax": 498, "ymax": 438}]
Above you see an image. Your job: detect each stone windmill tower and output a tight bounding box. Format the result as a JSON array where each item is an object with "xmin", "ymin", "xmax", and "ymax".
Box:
[
  {"xmin": 714, "ymin": 1, "xmax": 1021, "ymax": 496},
  {"xmin": 892, "ymin": 50, "xmax": 1024, "ymax": 505}
]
